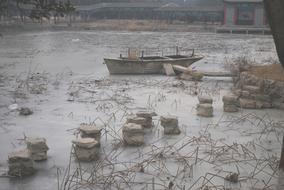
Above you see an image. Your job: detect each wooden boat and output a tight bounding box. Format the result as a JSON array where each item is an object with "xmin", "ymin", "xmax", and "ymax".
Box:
[{"xmin": 104, "ymin": 54, "xmax": 204, "ymax": 74}]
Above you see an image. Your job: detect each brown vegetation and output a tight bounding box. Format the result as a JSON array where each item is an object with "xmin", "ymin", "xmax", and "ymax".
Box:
[
  {"xmin": 75, "ymin": 19, "xmax": 217, "ymax": 32},
  {"xmin": 247, "ymin": 64, "xmax": 284, "ymax": 81}
]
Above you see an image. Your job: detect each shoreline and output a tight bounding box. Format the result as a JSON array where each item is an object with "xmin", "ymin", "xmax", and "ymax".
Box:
[{"xmin": 0, "ymin": 19, "xmax": 219, "ymax": 34}]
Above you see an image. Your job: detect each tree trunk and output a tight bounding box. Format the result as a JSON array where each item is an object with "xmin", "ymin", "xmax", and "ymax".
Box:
[
  {"xmin": 280, "ymin": 136, "xmax": 284, "ymax": 170},
  {"xmin": 68, "ymin": 14, "xmax": 72, "ymax": 26},
  {"xmin": 263, "ymin": 0, "xmax": 284, "ymax": 68}
]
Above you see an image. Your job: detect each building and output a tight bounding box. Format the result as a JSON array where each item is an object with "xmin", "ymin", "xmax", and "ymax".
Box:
[{"xmin": 223, "ymin": 0, "xmax": 267, "ymax": 27}]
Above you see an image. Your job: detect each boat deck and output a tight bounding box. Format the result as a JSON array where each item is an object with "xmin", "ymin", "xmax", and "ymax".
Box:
[{"xmin": 120, "ymin": 55, "xmax": 191, "ymax": 61}]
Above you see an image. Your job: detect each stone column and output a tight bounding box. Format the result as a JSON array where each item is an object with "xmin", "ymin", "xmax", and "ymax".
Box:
[
  {"xmin": 160, "ymin": 116, "xmax": 181, "ymax": 135},
  {"xmin": 122, "ymin": 123, "xmax": 145, "ymax": 146},
  {"xmin": 126, "ymin": 115, "xmax": 148, "ymax": 128},
  {"xmin": 8, "ymin": 149, "xmax": 35, "ymax": 177},
  {"xmin": 223, "ymin": 95, "xmax": 239, "ymax": 112},
  {"xmin": 197, "ymin": 95, "xmax": 213, "ymax": 117},
  {"xmin": 26, "ymin": 137, "xmax": 49, "ymax": 161},
  {"xmin": 72, "ymin": 138, "xmax": 100, "ymax": 161},
  {"xmin": 136, "ymin": 111, "xmax": 156, "ymax": 128},
  {"xmin": 79, "ymin": 123, "xmax": 103, "ymax": 145}
]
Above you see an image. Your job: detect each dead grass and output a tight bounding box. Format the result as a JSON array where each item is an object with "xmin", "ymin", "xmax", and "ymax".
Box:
[
  {"xmin": 79, "ymin": 20, "xmax": 169, "ymax": 31},
  {"xmin": 247, "ymin": 64, "xmax": 284, "ymax": 81},
  {"xmin": 126, "ymin": 20, "xmax": 167, "ymax": 31},
  {"xmin": 74, "ymin": 19, "xmax": 217, "ymax": 32}
]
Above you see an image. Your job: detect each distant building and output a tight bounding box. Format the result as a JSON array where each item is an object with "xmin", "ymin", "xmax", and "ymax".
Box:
[{"xmin": 223, "ymin": 0, "xmax": 267, "ymax": 27}]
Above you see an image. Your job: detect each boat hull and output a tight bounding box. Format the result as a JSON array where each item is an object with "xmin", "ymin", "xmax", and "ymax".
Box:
[{"xmin": 104, "ymin": 56, "xmax": 203, "ymax": 74}]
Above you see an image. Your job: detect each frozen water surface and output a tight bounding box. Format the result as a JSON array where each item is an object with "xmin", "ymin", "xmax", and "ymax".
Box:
[{"xmin": 0, "ymin": 31, "xmax": 283, "ymax": 190}]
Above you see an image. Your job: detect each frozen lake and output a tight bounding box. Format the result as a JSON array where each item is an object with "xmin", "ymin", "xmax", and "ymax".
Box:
[{"xmin": 0, "ymin": 30, "xmax": 283, "ymax": 190}]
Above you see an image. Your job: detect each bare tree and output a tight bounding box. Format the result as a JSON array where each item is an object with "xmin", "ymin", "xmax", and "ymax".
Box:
[
  {"xmin": 264, "ymin": 1, "xmax": 284, "ymax": 170},
  {"xmin": 0, "ymin": 0, "xmax": 8, "ymax": 20},
  {"xmin": 55, "ymin": 0, "xmax": 75, "ymax": 26}
]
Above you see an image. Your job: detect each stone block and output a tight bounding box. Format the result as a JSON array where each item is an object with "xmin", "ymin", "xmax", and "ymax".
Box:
[
  {"xmin": 160, "ymin": 116, "xmax": 180, "ymax": 135},
  {"xmin": 79, "ymin": 123, "xmax": 102, "ymax": 143},
  {"xmin": 136, "ymin": 111, "xmax": 157, "ymax": 118},
  {"xmin": 8, "ymin": 149, "xmax": 35, "ymax": 177},
  {"xmin": 198, "ymin": 95, "xmax": 213, "ymax": 104},
  {"xmin": 273, "ymin": 101, "xmax": 284, "ymax": 110},
  {"xmin": 224, "ymin": 104, "xmax": 239, "ymax": 113},
  {"xmin": 136, "ymin": 111, "xmax": 156, "ymax": 128},
  {"xmin": 243, "ymin": 85, "xmax": 260, "ymax": 94},
  {"xmin": 73, "ymin": 146, "xmax": 99, "ymax": 161},
  {"xmin": 222, "ymin": 95, "xmax": 239, "ymax": 105},
  {"xmin": 232, "ymin": 89, "xmax": 242, "ymax": 97},
  {"xmin": 241, "ymin": 90, "xmax": 251, "ymax": 98},
  {"xmin": 72, "ymin": 138, "xmax": 99, "ymax": 149},
  {"xmin": 26, "ymin": 137, "xmax": 49, "ymax": 152},
  {"xmin": 253, "ymin": 94, "xmax": 271, "ymax": 102},
  {"xmin": 19, "ymin": 107, "xmax": 33, "ymax": 116},
  {"xmin": 26, "ymin": 137, "xmax": 49, "ymax": 161},
  {"xmin": 122, "ymin": 123, "xmax": 144, "ymax": 146},
  {"xmin": 160, "ymin": 116, "xmax": 178, "ymax": 127},
  {"xmin": 30, "ymin": 152, "xmax": 48, "ymax": 161},
  {"xmin": 72, "ymin": 138, "xmax": 100, "ymax": 161},
  {"xmin": 239, "ymin": 98, "xmax": 256, "ymax": 109},
  {"xmin": 126, "ymin": 115, "xmax": 149, "ymax": 128},
  {"xmin": 255, "ymin": 101, "xmax": 273, "ymax": 109},
  {"xmin": 223, "ymin": 95, "xmax": 239, "ymax": 112},
  {"xmin": 197, "ymin": 104, "xmax": 213, "ymax": 117}
]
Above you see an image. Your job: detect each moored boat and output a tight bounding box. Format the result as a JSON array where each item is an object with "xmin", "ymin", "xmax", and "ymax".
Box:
[{"xmin": 104, "ymin": 50, "xmax": 204, "ymax": 74}]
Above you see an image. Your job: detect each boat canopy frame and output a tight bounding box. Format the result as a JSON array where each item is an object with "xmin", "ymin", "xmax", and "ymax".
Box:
[{"xmin": 119, "ymin": 46, "xmax": 195, "ymax": 60}]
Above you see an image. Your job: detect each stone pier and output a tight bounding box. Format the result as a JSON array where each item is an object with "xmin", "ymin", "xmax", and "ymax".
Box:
[
  {"xmin": 126, "ymin": 115, "xmax": 148, "ymax": 128},
  {"xmin": 160, "ymin": 116, "xmax": 181, "ymax": 135},
  {"xmin": 223, "ymin": 95, "xmax": 239, "ymax": 112},
  {"xmin": 197, "ymin": 95, "xmax": 213, "ymax": 117},
  {"xmin": 8, "ymin": 149, "xmax": 35, "ymax": 177},
  {"xmin": 72, "ymin": 138, "xmax": 100, "ymax": 161},
  {"xmin": 136, "ymin": 111, "xmax": 156, "ymax": 128},
  {"xmin": 122, "ymin": 123, "xmax": 145, "ymax": 146},
  {"xmin": 26, "ymin": 137, "xmax": 49, "ymax": 161},
  {"xmin": 79, "ymin": 123, "xmax": 103, "ymax": 144},
  {"xmin": 198, "ymin": 95, "xmax": 213, "ymax": 104}
]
